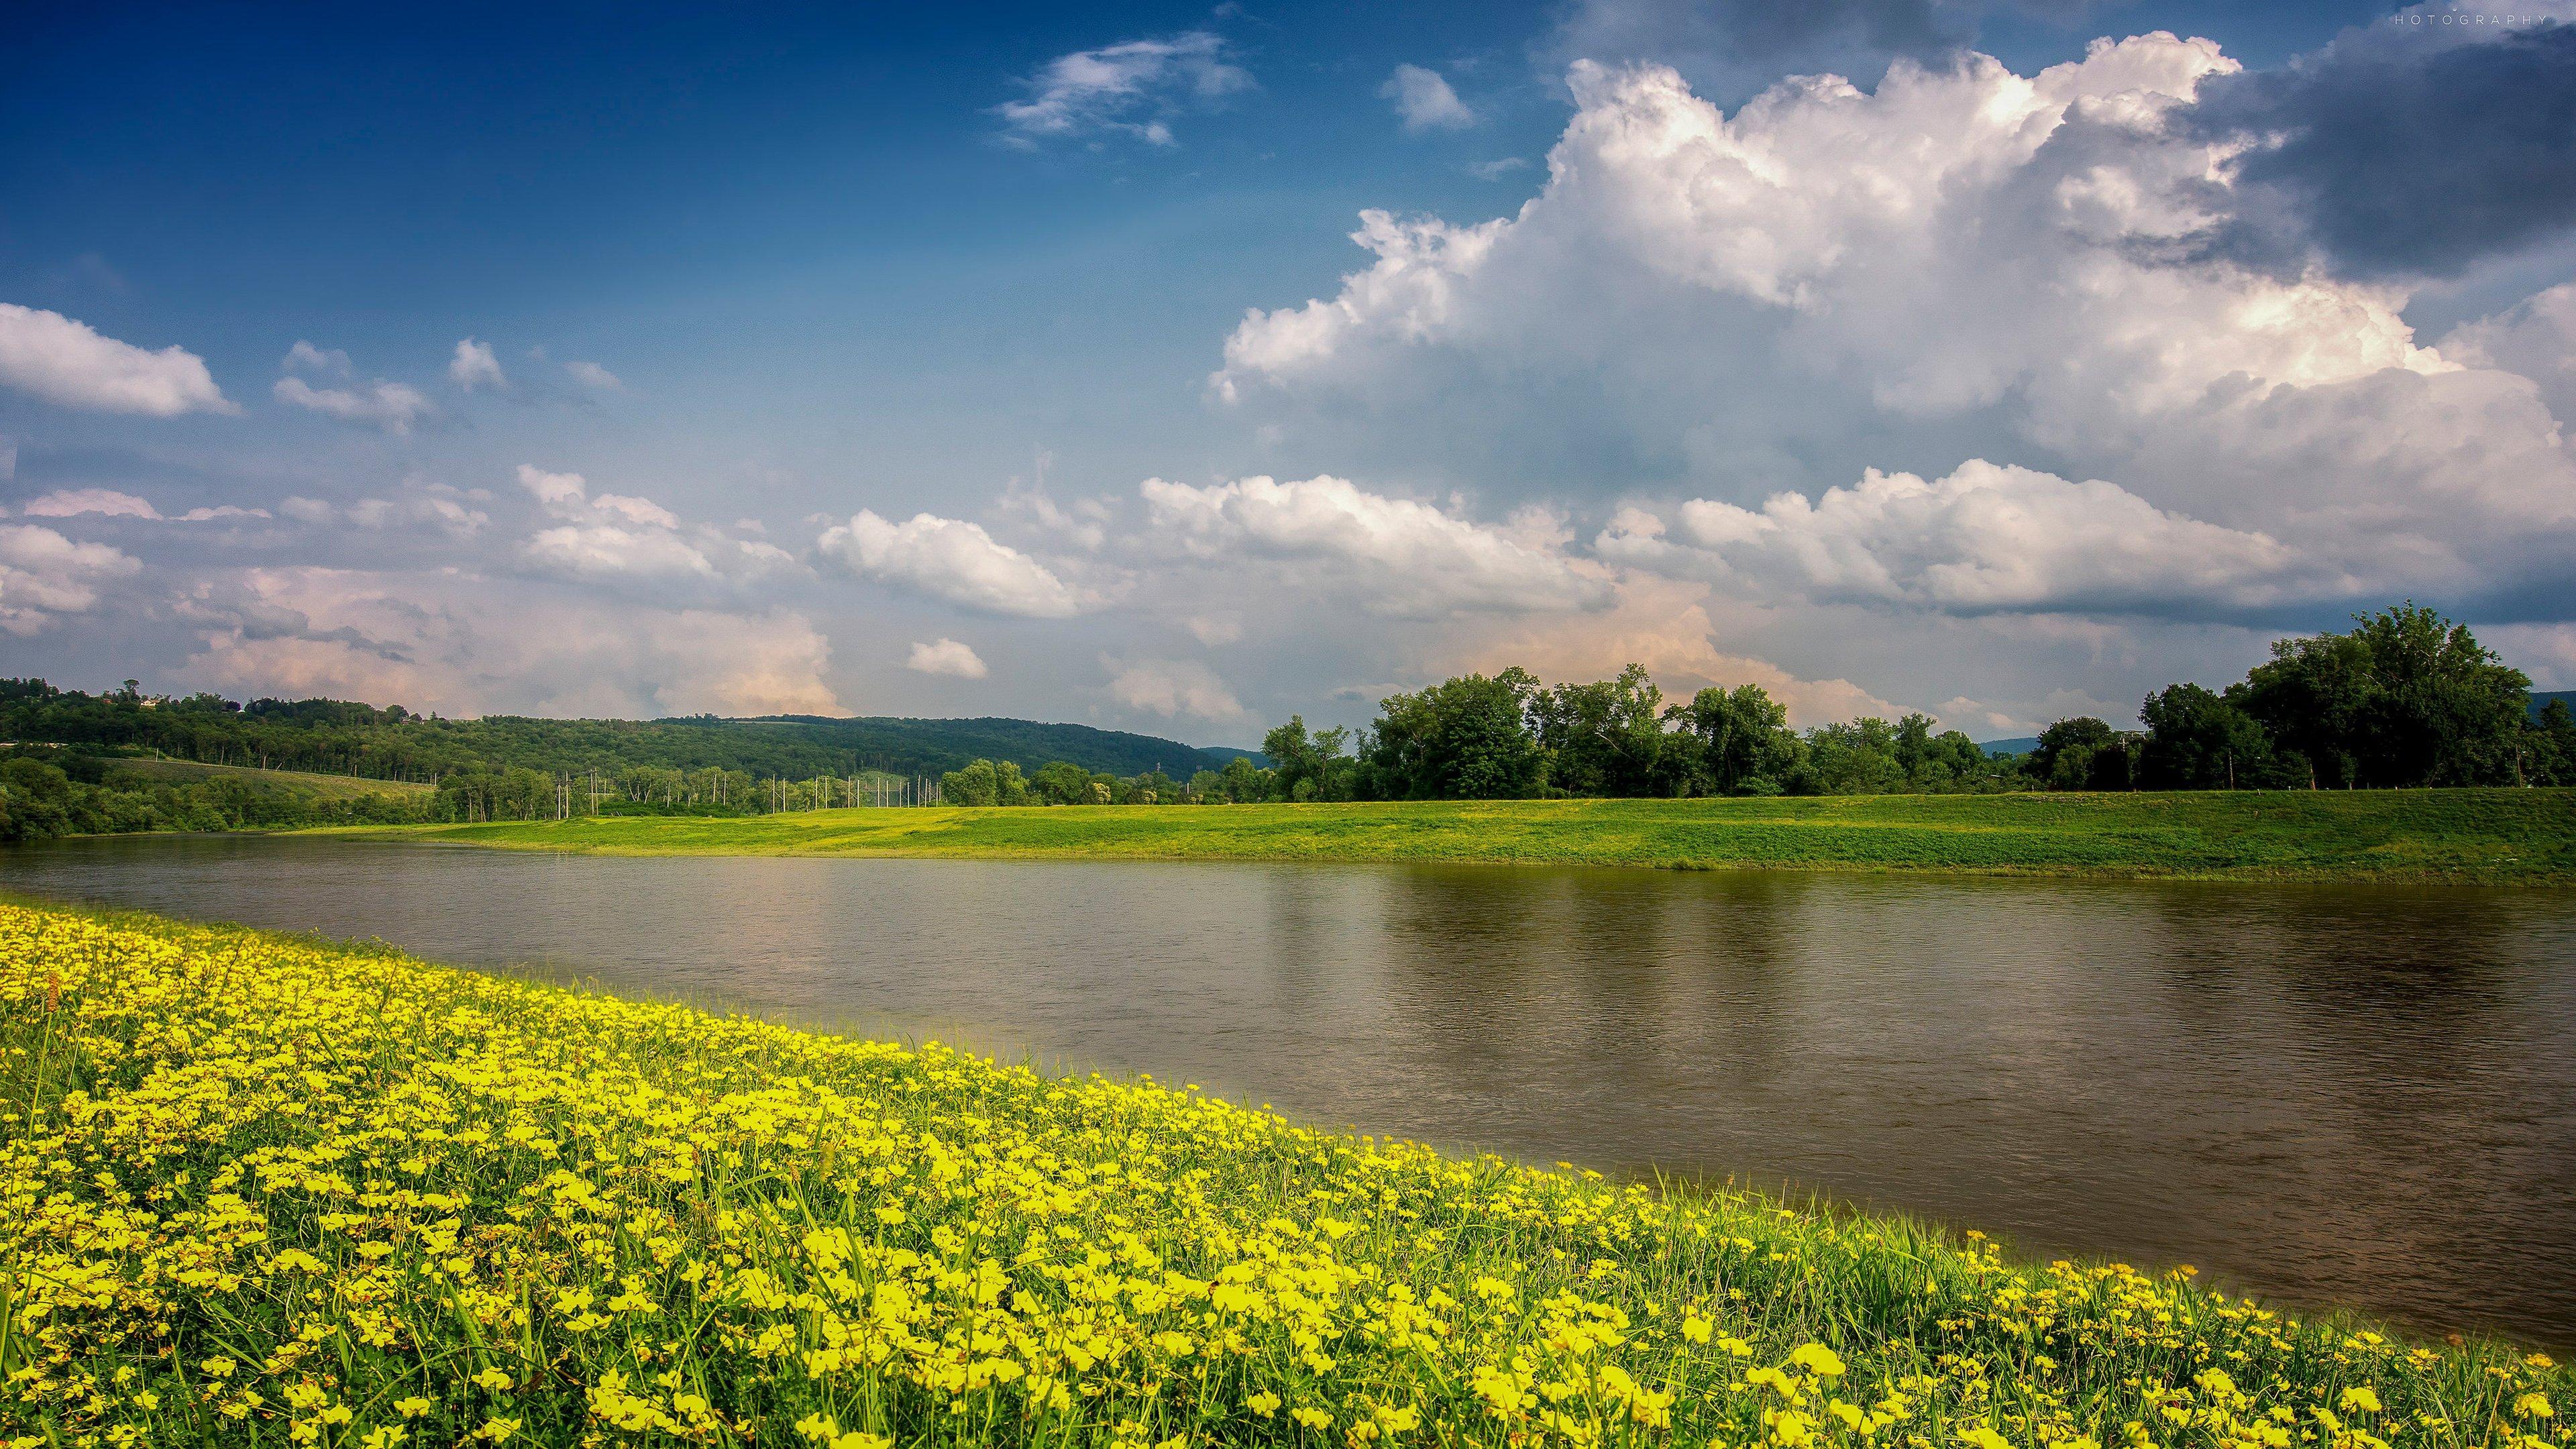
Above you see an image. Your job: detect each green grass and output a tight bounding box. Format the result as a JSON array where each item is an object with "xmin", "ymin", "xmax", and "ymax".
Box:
[
  {"xmin": 108, "ymin": 756, "xmax": 435, "ymax": 801},
  {"xmin": 5, "ymin": 900, "xmax": 2567, "ymax": 1449},
  {"xmin": 317, "ymin": 789, "xmax": 2576, "ymax": 884}
]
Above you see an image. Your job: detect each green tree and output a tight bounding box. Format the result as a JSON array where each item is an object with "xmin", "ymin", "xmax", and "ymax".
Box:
[
  {"xmin": 1358, "ymin": 668, "xmax": 1546, "ymax": 800},
  {"xmin": 1530, "ymin": 664, "xmax": 1668, "ymax": 796},
  {"xmin": 938, "ymin": 758, "xmax": 1029, "ymax": 806},
  {"xmin": 1664, "ymin": 684, "xmax": 1801, "ymax": 795},
  {"xmin": 2233, "ymin": 604, "xmax": 2532, "ymax": 787},
  {"xmin": 2026, "ymin": 717, "xmax": 2136, "ymax": 791},
  {"xmin": 1030, "ymin": 760, "xmax": 1097, "ymax": 806},
  {"xmin": 2139, "ymin": 684, "xmax": 2273, "ymax": 789}
]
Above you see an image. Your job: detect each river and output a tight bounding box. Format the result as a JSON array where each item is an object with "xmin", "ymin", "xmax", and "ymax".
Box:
[{"xmin": 6, "ymin": 833, "xmax": 2574, "ymax": 1346}]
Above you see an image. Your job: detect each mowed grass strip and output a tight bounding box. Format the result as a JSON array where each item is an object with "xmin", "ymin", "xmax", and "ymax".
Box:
[
  {"xmin": 321, "ymin": 790, "xmax": 2576, "ymax": 884},
  {"xmin": 2, "ymin": 900, "xmax": 2567, "ymax": 1449}
]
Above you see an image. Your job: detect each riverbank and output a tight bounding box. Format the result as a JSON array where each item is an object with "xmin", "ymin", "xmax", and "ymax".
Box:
[
  {"xmin": 317, "ymin": 788, "xmax": 2576, "ymax": 883},
  {"xmin": 4, "ymin": 898, "xmax": 2564, "ymax": 1449}
]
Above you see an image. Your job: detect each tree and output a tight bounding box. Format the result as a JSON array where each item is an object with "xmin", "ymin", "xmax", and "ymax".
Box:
[
  {"xmin": 1029, "ymin": 759, "xmax": 1097, "ymax": 806},
  {"xmin": 2139, "ymin": 684, "xmax": 2273, "ymax": 789},
  {"xmin": 1260, "ymin": 716, "xmax": 1352, "ymax": 801},
  {"xmin": 2526, "ymin": 698, "xmax": 2576, "ymax": 786},
  {"xmin": 1530, "ymin": 664, "xmax": 1668, "ymax": 796},
  {"xmin": 937, "ymin": 757, "xmax": 1029, "ymax": 806},
  {"xmin": 1892, "ymin": 712, "xmax": 1989, "ymax": 791},
  {"xmin": 1358, "ymin": 669, "xmax": 1546, "ymax": 800},
  {"xmin": 1794, "ymin": 718, "xmax": 1907, "ymax": 795},
  {"xmin": 1664, "ymin": 684, "xmax": 1801, "ymax": 795},
  {"xmin": 2233, "ymin": 603, "xmax": 2532, "ymax": 787},
  {"xmin": 2026, "ymin": 717, "xmax": 2135, "ymax": 791}
]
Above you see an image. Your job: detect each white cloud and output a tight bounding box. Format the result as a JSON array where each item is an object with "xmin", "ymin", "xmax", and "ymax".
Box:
[
  {"xmin": 1468, "ymin": 157, "xmax": 1530, "ymax": 180},
  {"xmin": 816, "ymin": 508, "xmax": 1083, "ymax": 616},
  {"xmin": 274, "ymin": 375, "xmax": 435, "ymax": 433},
  {"xmin": 512, "ymin": 464, "xmax": 793, "ymax": 586},
  {"xmin": 18, "ymin": 487, "xmax": 266, "ymax": 523},
  {"xmin": 0, "ymin": 303, "xmax": 233, "ymax": 417},
  {"xmin": 996, "ymin": 31, "xmax": 1250, "ymax": 146},
  {"xmin": 1599, "ymin": 460, "xmax": 2321, "ymax": 616},
  {"xmin": 2442, "ymin": 282, "xmax": 2576, "ymax": 425},
  {"xmin": 282, "ymin": 488, "xmax": 488, "ymax": 536},
  {"xmin": 180, "ymin": 567, "xmax": 842, "ymax": 718},
  {"xmin": 1383, "ymin": 64, "xmax": 1477, "ymax": 131},
  {"xmin": 566, "ymin": 360, "xmax": 623, "ymax": 390},
  {"xmin": 1140, "ymin": 473, "xmax": 1611, "ymax": 616},
  {"xmin": 1108, "ymin": 657, "xmax": 1248, "ymax": 722},
  {"xmin": 282, "ymin": 340, "xmax": 350, "ymax": 376},
  {"xmin": 906, "ymin": 637, "xmax": 990, "ymax": 679},
  {"xmin": 1210, "ymin": 41, "xmax": 2576, "ymax": 625},
  {"xmin": 0, "ymin": 523, "xmax": 141, "ymax": 635},
  {"xmin": 449, "ymin": 337, "xmax": 507, "ymax": 391}
]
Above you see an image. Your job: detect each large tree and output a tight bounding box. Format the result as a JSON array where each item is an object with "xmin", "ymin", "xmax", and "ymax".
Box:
[
  {"xmin": 1664, "ymin": 684, "xmax": 1802, "ymax": 795},
  {"xmin": 1360, "ymin": 669, "xmax": 1546, "ymax": 800},
  {"xmin": 2138, "ymin": 684, "xmax": 2275, "ymax": 790},
  {"xmin": 2233, "ymin": 604, "xmax": 2532, "ymax": 788},
  {"xmin": 1530, "ymin": 664, "xmax": 1668, "ymax": 797}
]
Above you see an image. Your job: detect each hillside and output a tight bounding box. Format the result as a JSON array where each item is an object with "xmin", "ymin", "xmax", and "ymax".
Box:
[
  {"xmin": 0, "ymin": 680, "xmax": 1255, "ymax": 784},
  {"xmin": 106, "ymin": 757, "xmax": 433, "ymax": 801}
]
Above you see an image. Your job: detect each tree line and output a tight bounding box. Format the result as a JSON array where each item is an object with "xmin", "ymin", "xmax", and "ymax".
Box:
[{"xmin": 941, "ymin": 604, "xmax": 2576, "ymax": 807}]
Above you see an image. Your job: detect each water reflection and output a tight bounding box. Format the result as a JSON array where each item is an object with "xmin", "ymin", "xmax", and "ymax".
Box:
[{"xmin": 3, "ymin": 834, "xmax": 2571, "ymax": 1347}]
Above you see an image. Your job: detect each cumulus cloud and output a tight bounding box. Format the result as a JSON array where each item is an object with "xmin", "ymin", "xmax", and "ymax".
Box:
[
  {"xmin": 282, "ymin": 340, "xmax": 350, "ymax": 376},
  {"xmin": 1599, "ymin": 460, "xmax": 2322, "ymax": 616},
  {"xmin": 0, "ymin": 523, "xmax": 141, "ymax": 634},
  {"xmin": 515, "ymin": 464, "xmax": 792, "ymax": 586},
  {"xmin": 274, "ymin": 375, "xmax": 435, "ymax": 433},
  {"xmin": 1140, "ymin": 474, "xmax": 1611, "ymax": 616},
  {"xmin": 1107, "ymin": 657, "xmax": 1248, "ymax": 722},
  {"xmin": 2442, "ymin": 280, "xmax": 2576, "ymax": 422},
  {"xmin": 906, "ymin": 637, "xmax": 990, "ymax": 679},
  {"xmin": 566, "ymin": 360, "xmax": 623, "ymax": 390},
  {"xmin": 449, "ymin": 337, "xmax": 508, "ymax": 390},
  {"xmin": 18, "ymin": 487, "xmax": 266, "ymax": 523},
  {"xmin": 1212, "ymin": 39, "xmax": 2576, "ymax": 624},
  {"xmin": 816, "ymin": 509, "xmax": 1082, "ymax": 616},
  {"xmin": 1383, "ymin": 64, "xmax": 1477, "ymax": 131},
  {"xmin": 0, "ymin": 303, "xmax": 233, "ymax": 416},
  {"xmin": 180, "ymin": 567, "xmax": 842, "ymax": 718},
  {"xmin": 996, "ymin": 31, "xmax": 1250, "ymax": 146}
]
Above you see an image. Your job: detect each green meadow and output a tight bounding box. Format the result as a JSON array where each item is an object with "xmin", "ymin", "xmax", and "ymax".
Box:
[{"xmin": 322, "ymin": 788, "xmax": 2576, "ymax": 884}]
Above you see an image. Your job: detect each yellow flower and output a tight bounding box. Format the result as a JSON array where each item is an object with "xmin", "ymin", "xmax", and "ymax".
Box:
[
  {"xmin": 2339, "ymin": 1387, "xmax": 2383, "ymax": 1414},
  {"xmin": 1790, "ymin": 1343, "xmax": 1847, "ymax": 1378}
]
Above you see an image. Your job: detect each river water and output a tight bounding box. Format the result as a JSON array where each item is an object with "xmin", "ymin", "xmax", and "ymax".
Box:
[{"xmin": 6, "ymin": 833, "xmax": 2574, "ymax": 1346}]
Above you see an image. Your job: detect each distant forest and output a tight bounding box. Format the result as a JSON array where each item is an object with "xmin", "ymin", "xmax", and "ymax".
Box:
[
  {"xmin": 0, "ymin": 688, "xmax": 1250, "ymax": 839},
  {"xmin": 4, "ymin": 603, "xmax": 2571, "ymax": 841}
]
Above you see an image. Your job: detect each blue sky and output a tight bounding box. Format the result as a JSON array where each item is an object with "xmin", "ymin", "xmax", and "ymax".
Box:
[{"xmin": 5, "ymin": 0, "xmax": 2573, "ymax": 744}]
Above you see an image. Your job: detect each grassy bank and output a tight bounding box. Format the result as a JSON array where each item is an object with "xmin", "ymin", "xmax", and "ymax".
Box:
[
  {"xmin": 320, "ymin": 789, "xmax": 2576, "ymax": 884},
  {"xmin": 107, "ymin": 757, "xmax": 435, "ymax": 802},
  {"xmin": 3, "ymin": 900, "xmax": 2565, "ymax": 1449}
]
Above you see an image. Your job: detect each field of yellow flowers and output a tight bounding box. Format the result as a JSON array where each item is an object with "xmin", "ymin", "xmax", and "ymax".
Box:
[{"xmin": 1, "ymin": 900, "xmax": 2566, "ymax": 1449}]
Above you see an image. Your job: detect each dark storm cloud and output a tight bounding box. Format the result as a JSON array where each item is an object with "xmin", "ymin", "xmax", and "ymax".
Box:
[{"xmin": 2182, "ymin": 20, "xmax": 2576, "ymax": 278}]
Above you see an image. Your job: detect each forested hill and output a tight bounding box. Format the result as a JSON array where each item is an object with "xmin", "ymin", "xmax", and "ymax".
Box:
[{"xmin": 0, "ymin": 681, "xmax": 1256, "ymax": 784}]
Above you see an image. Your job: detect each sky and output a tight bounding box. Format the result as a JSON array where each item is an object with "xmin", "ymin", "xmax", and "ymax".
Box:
[{"xmin": 4, "ymin": 0, "xmax": 2574, "ymax": 747}]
